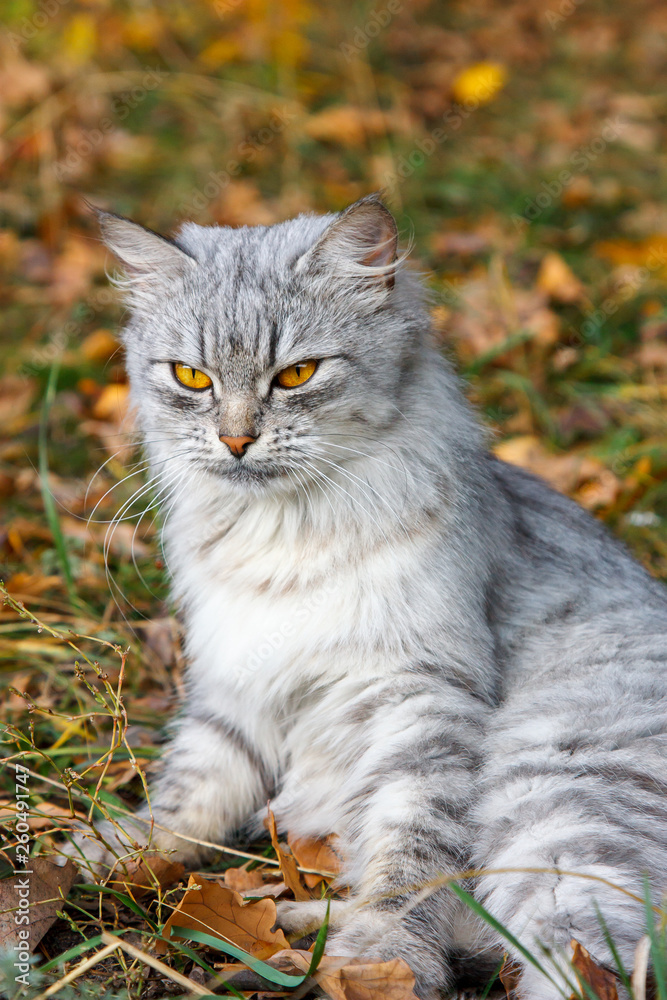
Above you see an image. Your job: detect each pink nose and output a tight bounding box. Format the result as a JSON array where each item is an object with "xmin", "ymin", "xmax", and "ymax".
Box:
[{"xmin": 219, "ymin": 434, "xmax": 256, "ymax": 457}]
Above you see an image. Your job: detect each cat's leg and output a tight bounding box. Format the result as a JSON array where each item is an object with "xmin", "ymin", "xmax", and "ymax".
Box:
[
  {"xmin": 70, "ymin": 709, "xmax": 273, "ymax": 878},
  {"xmin": 473, "ymin": 656, "xmax": 667, "ymax": 1000},
  {"xmin": 278, "ymin": 676, "xmax": 488, "ymax": 1000}
]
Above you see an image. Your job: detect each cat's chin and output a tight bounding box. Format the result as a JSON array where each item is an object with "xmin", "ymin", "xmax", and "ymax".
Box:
[{"xmin": 210, "ymin": 462, "xmax": 290, "ymax": 491}]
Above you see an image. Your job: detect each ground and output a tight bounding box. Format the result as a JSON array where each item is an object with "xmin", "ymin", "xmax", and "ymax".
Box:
[{"xmin": 1, "ymin": 0, "xmax": 667, "ymax": 996}]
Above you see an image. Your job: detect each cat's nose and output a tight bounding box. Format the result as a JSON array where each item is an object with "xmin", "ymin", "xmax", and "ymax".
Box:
[{"xmin": 219, "ymin": 433, "xmax": 257, "ymax": 458}]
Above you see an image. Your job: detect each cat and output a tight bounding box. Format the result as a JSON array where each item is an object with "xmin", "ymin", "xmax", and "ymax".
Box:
[{"xmin": 72, "ymin": 195, "xmax": 667, "ymax": 1000}]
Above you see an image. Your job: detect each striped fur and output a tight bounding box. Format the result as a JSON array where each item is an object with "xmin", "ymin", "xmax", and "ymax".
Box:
[{"xmin": 78, "ymin": 198, "xmax": 667, "ymax": 999}]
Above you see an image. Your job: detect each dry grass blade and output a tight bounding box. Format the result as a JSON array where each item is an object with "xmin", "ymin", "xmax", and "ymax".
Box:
[{"xmin": 632, "ymin": 935, "xmax": 651, "ymax": 1000}]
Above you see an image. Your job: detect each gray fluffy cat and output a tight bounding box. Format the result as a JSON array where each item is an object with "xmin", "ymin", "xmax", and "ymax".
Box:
[{"xmin": 76, "ymin": 196, "xmax": 667, "ymax": 1000}]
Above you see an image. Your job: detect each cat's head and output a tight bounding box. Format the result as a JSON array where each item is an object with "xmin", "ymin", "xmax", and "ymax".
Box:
[{"xmin": 98, "ymin": 196, "xmax": 428, "ymax": 495}]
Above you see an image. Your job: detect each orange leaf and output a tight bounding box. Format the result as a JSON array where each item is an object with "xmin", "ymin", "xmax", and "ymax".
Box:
[
  {"xmin": 537, "ymin": 252, "xmax": 585, "ymax": 304},
  {"xmin": 267, "ymin": 809, "xmax": 311, "ymax": 900},
  {"xmin": 159, "ymin": 875, "xmax": 289, "ymax": 958},
  {"xmin": 570, "ymin": 940, "xmax": 619, "ymax": 1000},
  {"xmin": 223, "ymin": 866, "xmax": 267, "ymax": 893},
  {"xmin": 287, "ymin": 833, "xmax": 343, "ymax": 888}
]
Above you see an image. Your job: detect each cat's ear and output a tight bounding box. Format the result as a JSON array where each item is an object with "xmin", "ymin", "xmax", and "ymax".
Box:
[
  {"xmin": 95, "ymin": 209, "xmax": 197, "ymax": 281},
  {"xmin": 297, "ymin": 195, "xmax": 399, "ymax": 294}
]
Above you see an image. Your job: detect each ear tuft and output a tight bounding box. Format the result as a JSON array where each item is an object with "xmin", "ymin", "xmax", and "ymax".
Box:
[
  {"xmin": 94, "ymin": 207, "xmax": 197, "ymax": 280},
  {"xmin": 298, "ymin": 195, "xmax": 399, "ymax": 292}
]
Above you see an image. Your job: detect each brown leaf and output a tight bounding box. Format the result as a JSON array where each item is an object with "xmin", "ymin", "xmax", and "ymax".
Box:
[
  {"xmin": 92, "ymin": 383, "xmax": 131, "ymax": 423},
  {"xmin": 223, "ymin": 866, "xmax": 267, "ymax": 893},
  {"xmin": 0, "ymin": 376, "xmax": 36, "ymax": 433},
  {"xmin": 269, "ymin": 949, "xmax": 419, "ymax": 1000},
  {"xmin": 80, "ymin": 329, "xmax": 121, "ymax": 364},
  {"xmin": 537, "ymin": 252, "xmax": 585, "ymax": 304},
  {"xmin": 267, "ymin": 810, "xmax": 311, "ymax": 900},
  {"xmin": 0, "ymin": 858, "xmax": 77, "ymax": 952},
  {"xmin": 499, "ymin": 953, "xmax": 521, "ymax": 997},
  {"xmin": 570, "ymin": 939, "xmax": 619, "ymax": 1000},
  {"xmin": 287, "ymin": 833, "xmax": 343, "ymax": 888},
  {"xmin": 159, "ymin": 875, "xmax": 290, "ymax": 958},
  {"xmin": 109, "ymin": 855, "xmax": 185, "ymax": 900}
]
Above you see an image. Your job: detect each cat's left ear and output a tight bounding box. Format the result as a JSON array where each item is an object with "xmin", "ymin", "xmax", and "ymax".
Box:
[
  {"xmin": 296, "ymin": 195, "xmax": 399, "ymax": 295},
  {"xmin": 94, "ymin": 208, "xmax": 197, "ymax": 281}
]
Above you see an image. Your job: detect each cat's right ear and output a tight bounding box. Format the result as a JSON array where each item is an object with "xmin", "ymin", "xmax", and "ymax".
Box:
[{"xmin": 94, "ymin": 208, "xmax": 197, "ymax": 281}]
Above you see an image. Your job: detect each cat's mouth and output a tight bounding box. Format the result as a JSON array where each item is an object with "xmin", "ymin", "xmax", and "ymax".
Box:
[{"xmin": 215, "ymin": 460, "xmax": 288, "ymax": 486}]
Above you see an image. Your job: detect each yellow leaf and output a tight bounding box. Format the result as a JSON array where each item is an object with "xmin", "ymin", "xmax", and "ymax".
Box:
[
  {"xmin": 61, "ymin": 14, "xmax": 97, "ymax": 66},
  {"xmin": 451, "ymin": 62, "xmax": 507, "ymax": 106}
]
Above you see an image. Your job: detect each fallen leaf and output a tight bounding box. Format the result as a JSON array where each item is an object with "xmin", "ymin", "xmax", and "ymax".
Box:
[
  {"xmin": 0, "ymin": 858, "xmax": 77, "ymax": 952},
  {"xmin": 269, "ymin": 949, "xmax": 419, "ymax": 1000},
  {"xmin": 451, "ymin": 62, "xmax": 507, "ymax": 106},
  {"xmin": 110, "ymin": 855, "xmax": 185, "ymax": 900},
  {"xmin": 80, "ymin": 329, "xmax": 121, "ymax": 364},
  {"xmin": 159, "ymin": 875, "xmax": 290, "ymax": 958},
  {"xmin": 0, "ymin": 376, "xmax": 36, "ymax": 433},
  {"xmin": 537, "ymin": 252, "xmax": 585, "ymax": 304},
  {"xmin": 570, "ymin": 940, "xmax": 619, "ymax": 1000},
  {"xmin": 92, "ymin": 383, "xmax": 131, "ymax": 423},
  {"xmin": 267, "ymin": 810, "xmax": 311, "ymax": 900},
  {"xmin": 223, "ymin": 866, "xmax": 267, "ymax": 893},
  {"xmin": 287, "ymin": 834, "xmax": 343, "ymax": 889},
  {"xmin": 304, "ymin": 106, "xmax": 387, "ymax": 147}
]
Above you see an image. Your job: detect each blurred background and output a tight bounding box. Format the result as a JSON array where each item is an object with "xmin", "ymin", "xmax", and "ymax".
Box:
[{"xmin": 2, "ymin": 0, "xmax": 667, "ymax": 905}]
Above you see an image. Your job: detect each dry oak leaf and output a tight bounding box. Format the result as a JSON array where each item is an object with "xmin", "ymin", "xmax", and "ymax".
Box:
[
  {"xmin": 0, "ymin": 858, "xmax": 77, "ymax": 952},
  {"xmin": 109, "ymin": 855, "xmax": 185, "ymax": 900},
  {"xmin": 159, "ymin": 875, "xmax": 289, "ymax": 958},
  {"xmin": 269, "ymin": 949, "xmax": 419, "ymax": 1000},
  {"xmin": 287, "ymin": 833, "xmax": 343, "ymax": 888},
  {"xmin": 267, "ymin": 809, "xmax": 311, "ymax": 900},
  {"xmin": 570, "ymin": 940, "xmax": 619, "ymax": 1000}
]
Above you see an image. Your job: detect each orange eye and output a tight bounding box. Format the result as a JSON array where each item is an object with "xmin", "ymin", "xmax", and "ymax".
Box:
[
  {"xmin": 173, "ymin": 363, "xmax": 213, "ymax": 390},
  {"xmin": 275, "ymin": 359, "xmax": 318, "ymax": 389}
]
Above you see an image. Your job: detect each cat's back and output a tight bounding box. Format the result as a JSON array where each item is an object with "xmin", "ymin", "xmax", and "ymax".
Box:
[{"xmin": 486, "ymin": 454, "xmax": 667, "ymax": 686}]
